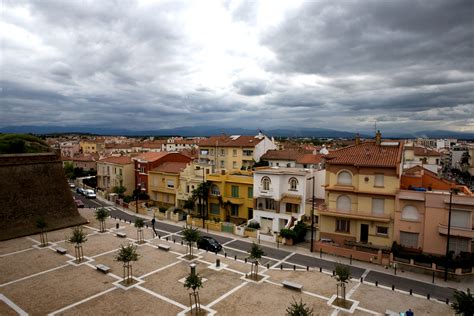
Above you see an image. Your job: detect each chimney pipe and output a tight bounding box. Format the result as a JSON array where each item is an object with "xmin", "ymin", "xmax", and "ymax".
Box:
[
  {"xmin": 375, "ymin": 130, "xmax": 382, "ymax": 146},
  {"xmin": 355, "ymin": 133, "xmax": 361, "ymax": 145}
]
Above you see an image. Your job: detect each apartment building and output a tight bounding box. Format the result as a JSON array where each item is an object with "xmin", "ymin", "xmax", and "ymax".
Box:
[
  {"xmin": 318, "ymin": 133, "xmax": 403, "ymax": 249},
  {"xmin": 198, "ymin": 132, "xmax": 276, "ymax": 172},
  {"xmin": 96, "ymin": 156, "xmax": 135, "ymax": 195},
  {"xmin": 403, "ymin": 145, "xmax": 442, "ymax": 174},
  {"xmin": 79, "ymin": 138, "xmax": 105, "ymax": 154},
  {"xmin": 253, "ymin": 167, "xmax": 309, "ymax": 234},
  {"xmin": 175, "ymin": 163, "xmax": 212, "ymax": 210},
  {"xmin": 148, "ymin": 162, "xmax": 188, "ymax": 208},
  {"xmin": 207, "ymin": 170, "xmax": 254, "ymax": 224}
]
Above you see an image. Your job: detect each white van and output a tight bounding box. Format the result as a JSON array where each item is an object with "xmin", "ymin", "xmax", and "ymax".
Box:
[{"xmin": 84, "ymin": 189, "xmax": 96, "ymax": 199}]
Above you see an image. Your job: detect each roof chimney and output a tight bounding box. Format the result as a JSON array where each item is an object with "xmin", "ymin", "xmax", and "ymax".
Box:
[
  {"xmin": 375, "ymin": 130, "xmax": 382, "ymax": 146},
  {"xmin": 355, "ymin": 133, "xmax": 361, "ymax": 145}
]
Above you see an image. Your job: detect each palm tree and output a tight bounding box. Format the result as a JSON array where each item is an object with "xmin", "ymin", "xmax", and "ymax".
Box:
[
  {"xmin": 182, "ymin": 226, "xmax": 200, "ymax": 259},
  {"xmin": 184, "ymin": 272, "xmax": 203, "ymax": 315},
  {"xmin": 134, "ymin": 218, "xmax": 145, "ymax": 244},
  {"xmin": 67, "ymin": 226, "xmax": 87, "ymax": 262},
  {"xmin": 333, "ymin": 264, "xmax": 351, "ymax": 305},
  {"xmin": 248, "ymin": 242, "xmax": 265, "ymax": 280},
  {"xmin": 286, "ymin": 297, "xmax": 314, "ymax": 316},
  {"xmin": 451, "ymin": 288, "xmax": 473, "ymax": 316},
  {"xmin": 95, "ymin": 208, "xmax": 109, "ymax": 233},
  {"xmin": 115, "ymin": 243, "xmax": 139, "ymax": 285},
  {"xmin": 36, "ymin": 216, "xmax": 48, "ymax": 247}
]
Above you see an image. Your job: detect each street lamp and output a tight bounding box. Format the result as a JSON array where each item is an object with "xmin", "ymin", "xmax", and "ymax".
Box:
[
  {"xmin": 444, "ymin": 188, "xmax": 456, "ymax": 281},
  {"xmin": 201, "ymin": 167, "xmax": 206, "ymax": 229},
  {"xmin": 308, "ymin": 176, "xmax": 315, "ymax": 252},
  {"xmin": 135, "ymin": 183, "xmax": 141, "ymax": 214}
]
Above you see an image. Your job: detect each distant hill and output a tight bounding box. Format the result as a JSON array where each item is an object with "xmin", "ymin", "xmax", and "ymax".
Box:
[
  {"xmin": 0, "ymin": 134, "xmax": 52, "ymax": 154},
  {"xmin": 1, "ymin": 125, "xmax": 473, "ymax": 139}
]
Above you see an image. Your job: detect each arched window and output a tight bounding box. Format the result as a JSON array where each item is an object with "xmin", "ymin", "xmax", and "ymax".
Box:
[
  {"xmin": 336, "ymin": 195, "xmax": 351, "ymax": 212},
  {"xmin": 289, "ymin": 177, "xmax": 298, "ymax": 190},
  {"xmin": 401, "ymin": 205, "xmax": 419, "ymax": 220},
  {"xmin": 261, "ymin": 176, "xmax": 271, "ymax": 191},
  {"xmin": 211, "ymin": 185, "xmax": 220, "ymax": 196},
  {"xmin": 337, "ymin": 171, "xmax": 352, "ymax": 185}
]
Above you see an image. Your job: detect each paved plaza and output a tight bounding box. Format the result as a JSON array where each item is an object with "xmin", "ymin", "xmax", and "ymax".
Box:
[{"xmin": 0, "ymin": 208, "xmax": 455, "ymax": 315}]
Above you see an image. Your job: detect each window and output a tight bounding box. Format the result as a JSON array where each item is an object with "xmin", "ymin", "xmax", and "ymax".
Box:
[
  {"xmin": 107, "ymin": 166, "xmax": 110, "ymax": 175},
  {"xmin": 372, "ymin": 198, "xmax": 384, "ymax": 215},
  {"xmin": 376, "ymin": 226, "xmax": 388, "ymax": 236},
  {"xmin": 210, "ymin": 149, "xmax": 214, "ymax": 155},
  {"xmin": 401, "ymin": 205, "xmax": 419, "ymax": 221},
  {"xmin": 261, "ymin": 176, "xmax": 271, "ymax": 191},
  {"xmin": 186, "ymin": 185, "xmax": 190, "ymax": 193},
  {"xmin": 336, "ymin": 195, "xmax": 351, "ymax": 212},
  {"xmin": 200, "ymin": 149, "xmax": 209, "ymax": 155},
  {"xmin": 336, "ymin": 219, "xmax": 350, "ymax": 233},
  {"xmin": 140, "ymin": 167, "xmax": 145, "ymax": 173},
  {"xmin": 400, "ymin": 232, "xmax": 419, "ymax": 248},
  {"xmin": 243, "ymin": 150, "xmax": 253, "ymax": 156},
  {"xmin": 210, "ymin": 203, "xmax": 220, "ymax": 215},
  {"xmin": 233, "ymin": 149, "xmax": 237, "ymax": 156},
  {"xmin": 289, "ymin": 177, "xmax": 298, "ymax": 190},
  {"xmin": 231, "ymin": 185, "xmax": 239, "ymax": 198},
  {"xmin": 231, "ymin": 204, "xmax": 239, "ymax": 216},
  {"xmin": 286, "ymin": 203, "xmax": 299, "ymax": 213},
  {"xmin": 114, "ymin": 167, "xmax": 117, "ymax": 174},
  {"xmin": 337, "ymin": 171, "xmax": 352, "ymax": 185},
  {"xmin": 449, "ymin": 237, "xmax": 469, "ymax": 254},
  {"xmin": 167, "ymin": 180, "xmax": 174, "ymax": 188},
  {"xmin": 248, "ymin": 187, "xmax": 253, "ymax": 198},
  {"xmin": 374, "ymin": 174, "xmax": 384, "ymax": 187},
  {"xmin": 220, "ymin": 149, "xmax": 225, "ymax": 156},
  {"xmin": 233, "ymin": 161, "xmax": 237, "ymax": 169},
  {"xmin": 211, "ymin": 185, "xmax": 220, "ymax": 196},
  {"xmin": 452, "ymin": 211, "xmax": 470, "ymax": 228},
  {"xmin": 264, "ymin": 198, "xmax": 275, "ymax": 210},
  {"xmin": 220, "ymin": 160, "xmax": 225, "ymax": 168},
  {"xmin": 153, "ymin": 176, "xmax": 158, "ymax": 186},
  {"xmin": 119, "ymin": 169, "xmax": 122, "ymax": 176}
]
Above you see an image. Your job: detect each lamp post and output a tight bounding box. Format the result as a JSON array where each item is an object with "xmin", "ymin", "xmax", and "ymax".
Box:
[
  {"xmin": 135, "ymin": 183, "xmax": 141, "ymax": 214},
  {"xmin": 444, "ymin": 188, "xmax": 454, "ymax": 281},
  {"xmin": 308, "ymin": 176, "xmax": 315, "ymax": 252},
  {"xmin": 201, "ymin": 167, "xmax": 206, "ymax": 229}
]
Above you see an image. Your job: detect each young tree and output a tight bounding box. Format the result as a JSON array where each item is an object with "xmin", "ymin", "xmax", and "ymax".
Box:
[
  {"xmin": 134, "ymin": 217, "xmax": 145, "ymax": 244},
  {"xmin": 451, "ymin": 288, "xmax": 473, "ymax": 316},
  {"xmin": 95, "ymin": 208, "xmax": 109, "ymax": 233},
  {"xmin": 333, "ymin": 264, "xmax": 351, "ymax": 305},
  {"xmin": 112, "ymin": 185, "xmax": 127, "ymax": 198},
  {"xmin": 184, "ymin": 272, "xmax": 203, "ymax": 315},
  {"xmin": 286, "ymin": 297, "xmax": 314, "ymax": 316},
  {"xmin": 248, "ymin": 242, "xmax": 265, "ymax": 280},
  {"xmin": 67, "ymin": 226, "xmax": 88, "ymax": 262},
  {"xmin": 182, "ymin": 226, "xmax": 200, "ymax": 258},
  {"xmin": 115, "ymin": 243, "xmax": 139, "ymax": 285},
  {"xmin": 36, "ymin": 216, "xmax": 48, "ymax": 247}
]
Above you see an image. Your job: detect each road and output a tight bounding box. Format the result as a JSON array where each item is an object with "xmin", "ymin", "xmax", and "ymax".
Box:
[{"xmin": 72, "ymin": 190, "xmax": 456, "ymax": 302}]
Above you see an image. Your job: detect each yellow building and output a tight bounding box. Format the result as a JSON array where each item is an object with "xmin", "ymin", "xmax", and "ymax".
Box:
[
  {"xmin": 198, "ymin": 133, "xmax": 276, "ymax": 172},
  {"xmin": 176, "ymin": 163, "xmax": 212, "ymax": 209},
  {"xmin": 148, "ymin": 162, "xmax": 188, "ymax": 208},
  {"xmin": 318, "ymin": 134, "xmax": 403, "ymax": 249},
  {"xmin": 206, "ymin": 171, "xmax": 254, "ymax": 224},
  {"xmin": 97, "ymin": 156, "xmax": 135, "ymax": 196},
  {"xmin": 80, "ymin": 138, "xmax": 105, "ymax": 154}
]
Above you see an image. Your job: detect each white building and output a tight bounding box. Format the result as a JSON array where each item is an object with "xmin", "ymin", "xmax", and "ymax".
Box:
[{"xmin": 253, "ymin": 167, "xmax": 309, "ymax": 233}]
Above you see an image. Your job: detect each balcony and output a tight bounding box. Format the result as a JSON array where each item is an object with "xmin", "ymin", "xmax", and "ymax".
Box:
[
  {"xmin": 319, "ymin": 206, "xmax": 391, "ymax": 222},
  {"xmin": 438, "ymin": 224, "xmax": 474, "ymax": 238},
  {"xmin": 398, "ymin": 190, "xmax": 425, "ymax": 201}
]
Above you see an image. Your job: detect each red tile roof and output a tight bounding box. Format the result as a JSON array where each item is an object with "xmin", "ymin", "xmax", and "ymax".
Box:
[
  {"xmin": 151, "ymin": 162, "xmax": 188, "ymax": 174},
  {"xmin": 72, "ymin": 154, "xmax": 97, "ymax": 162},
  {"xmin": 261, "ymin": 149, "xmax": 306, "ymax": 161},
  {"xmin": 413, "ymin": 146, "xmax": 441, "ymax": 157},
  {"xmin": 199, "ymin": 135, "xmax": 264, "ymax": 147},
  {"xmin": 326, "ymin": 141, "xmax": 403, "ymax": 168},
  {"xmin": 143, "ymin": 141, "xmax": 166, "ymax": 148},
  {"xmin": 133, "ymin": 152, "xmax": 168, "ymax": 162},
  {"xmin": 98, "ymin": 156, "xmax": 133, "ymax": 165},
  {"xmin": 297, "ymin": 154, "xmax": 322, "ymax": 165}
]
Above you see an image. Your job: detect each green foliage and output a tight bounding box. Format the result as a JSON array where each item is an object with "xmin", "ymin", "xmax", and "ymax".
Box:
[
  {"xmin": 114, "ymin": 243, "xmax": 139, "ymax": 264},
  {"xmin": 286, "ymin": 297, "xmax": 314, "ymax": 316},
  {"xmin": 280, "ymin": 228, "xmax": 297, "ymax": 240},
  {"xmin": 112, "ymin": 185, "xmax": 127, "ymax": 197},
  {"xmin": 134, "ymin": 217, "xmax": 145, "ymax": 228},
  {"xmin": 182, "ymin": 226, "xmax": 200, "ymax": 244},
  {"xmin": 123, "ymin": 195, "xmax": 133, "ymax": 203},
  {"xmin": 0, "ymin": 134, "xmax": 51, "ymax": 154},
  {"xmin": 293, "ymin": 221, "xmax": 308, "ymax": 243},
  {"xmin": 451, "ymin": 288, "xmax": 473, "ymax": 316},
  {"xmin": 35, "ymin": 216, "xmax": 47, "ymax": 230},
  {"xmin": 67, "ymin": 226, "xmax": 87, "ymax": 245},
  {"xmin": 64, "ymin": 162, "xmax": 75, "ymax": 179},
  {"xmin": 94, "ymin": 208, "xmax": 109, "ymax": 222},
  {"xmin": 334, "ymin": 264, "xmax": 351, "ymax": 284},
  {"xmin": 183, "ymin": 197, "xmax": 195, "ymax": 210},
  {"xmin": 248, "ymin": 242, "xmax": 265, "ymax": 261},
  {"xmin": 184, "ymin": 273, "xmax": 203, "ymax": 293},
  {"xmin": 247, "ymin": 221, "xmax": 260, "ymax": 229},
  {"xmin": 159, "ymin": 206, "xmax": 167, "ymax": 213}
]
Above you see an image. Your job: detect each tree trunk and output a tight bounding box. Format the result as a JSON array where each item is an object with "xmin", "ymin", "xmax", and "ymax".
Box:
[{"xmin": 75, "ymin": 244, "xmax": 83, "ymax": 262}]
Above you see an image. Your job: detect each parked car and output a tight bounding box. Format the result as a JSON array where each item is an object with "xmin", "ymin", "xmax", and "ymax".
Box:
[
  {"xmin": 69, "ymin": 183, "xmax": 76, "ymax": 188},
  {"xmin": 76, "ymin": 187, "xmax": 85, "ymax": 195},
  {"xmin": 197, "ymin": 236, "xmax": 222, "ymax": 252},
  {"xmin": 74, "ymin": 199, "xmax": 84, "ymax": 208},
  {"xmin": 84, "ymin": 189, "xmax": 96, "ymax": 199}
]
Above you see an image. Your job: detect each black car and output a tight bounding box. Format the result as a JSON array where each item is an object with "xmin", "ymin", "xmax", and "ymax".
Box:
[{"xmin": 197, "ymin": 236, "xmax": 222, "ymax": 252}]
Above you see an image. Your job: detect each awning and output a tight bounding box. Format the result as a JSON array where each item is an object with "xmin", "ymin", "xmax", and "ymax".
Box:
[{"xmin": 280, "ymin": 194, "xmax": 302, "ymax": 205}]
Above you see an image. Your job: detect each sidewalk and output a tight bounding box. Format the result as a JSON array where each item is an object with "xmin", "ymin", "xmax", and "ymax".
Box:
[{"xmin": 97, "ymin": 196, "xmax": 472, "ymax": 292}]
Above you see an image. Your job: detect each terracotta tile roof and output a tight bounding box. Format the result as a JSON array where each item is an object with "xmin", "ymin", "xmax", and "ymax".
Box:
[
  {"xmin": 72, "ymin": 154, "xmax": 96, "ymax": 162},
  {"xmin": 133, "ymin": 152, "xmax": 168, "ymax": 162},
  {"xmin": 179, "ymin": 149, "xmax": 199, "ymax": 159},
  {"xmin": 151, "ymin": 162, "xmax": 188, "ymax": 174},
  {"xmin": 143, "ymin": 141, "xmax": 166, "ymax": 149},
  {"xmin": 413, "ymin": 146, "xmax": 441, "ymax": 157},
  {"xmin": 326, "ymin": 141, "xmax": 403, "ymax": 168},
  {"xmin": 199, "ymin": 135, "xmax": 264, "ymax": 148},
  {"xmin": 297, "ymin": 154, "xmax": 322, "ymax": 165},
  {"xmin": 261, "ymin": 149, "xmax": 305, "ymax": 161},
  {"xmin": 98, "ymin": 156, "xmax": 133, "ymax": 165},
  {"xmin": 105, "ymin": 143, "xmax": 132, "ymax": 149}
]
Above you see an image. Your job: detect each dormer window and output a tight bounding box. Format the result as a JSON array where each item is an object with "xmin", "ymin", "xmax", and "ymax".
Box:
[
  {"xmin": 337, "ymin": 171, "xmax": 352, "ymax": 185},
  {"xmin": 289, "ymin": 177, "xmax": 298, "ymax": 191},
  {"xmin": 262, "ymin": 176, "xmax": 271, "ymax": 191}
]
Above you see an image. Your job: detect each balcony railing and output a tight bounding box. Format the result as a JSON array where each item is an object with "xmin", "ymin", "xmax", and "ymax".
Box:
[{"xmin": 438, "ymin": 224, "xmax": 474, "ymax": 238}]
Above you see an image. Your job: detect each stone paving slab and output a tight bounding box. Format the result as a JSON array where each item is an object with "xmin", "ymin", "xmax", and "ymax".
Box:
[
  {"xmin": 57, "ymin": 233, "xmax": 131, "ymax": 258},
  {"xmin": 0, "ymin": 300, "xmax": 18, "ymax": 316},
  {"xmin": 30, "ymin": 226, "xmax": 95, "ymax": 244},
  {"xmin": 0, "ymin": 237, "xmax": 36, "ymax": 255}
]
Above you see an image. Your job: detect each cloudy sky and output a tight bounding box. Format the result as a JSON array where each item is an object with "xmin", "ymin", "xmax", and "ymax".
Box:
[{"xmin": 1, "ymin": 0, "xmax": 473, "ymax": 134}]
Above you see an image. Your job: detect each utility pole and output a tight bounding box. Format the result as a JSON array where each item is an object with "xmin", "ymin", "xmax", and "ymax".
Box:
[
  {"xmin": 309, "ymin": 176, "xmax": 315, "ymax": 252},
  {"xmin": 444, "ymin": 189, "xmax": 454, "ymax": 281}
]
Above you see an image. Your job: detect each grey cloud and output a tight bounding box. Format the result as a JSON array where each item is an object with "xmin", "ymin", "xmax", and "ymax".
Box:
[{"xmin": 233, "ymin": 79, "xmax": 269, "ymax": 96}]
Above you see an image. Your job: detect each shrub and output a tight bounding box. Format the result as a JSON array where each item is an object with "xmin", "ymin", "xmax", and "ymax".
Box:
[
  {"xmin": 293, "ymin": 222, "xmax": 307, "ymax": 243},
  {"xmin": 280, "ymin": 228, "xmax": 297, "ymax": 240},
  {"xmin": 159, "ymin": 206, "xmax": 167, "ymax": 213},
  {"xmin": 247, "ymin": 221, "xmax": 260, "ymax": 229}
]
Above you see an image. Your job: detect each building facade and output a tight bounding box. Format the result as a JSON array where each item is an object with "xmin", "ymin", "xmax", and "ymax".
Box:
[
  {"xmin": 148, "ymin": 162, "xmax": 188, "ymax": 208},
  {"xmin": 96, "ymin": 156, "xmax": 135, "ymax": 195}
]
